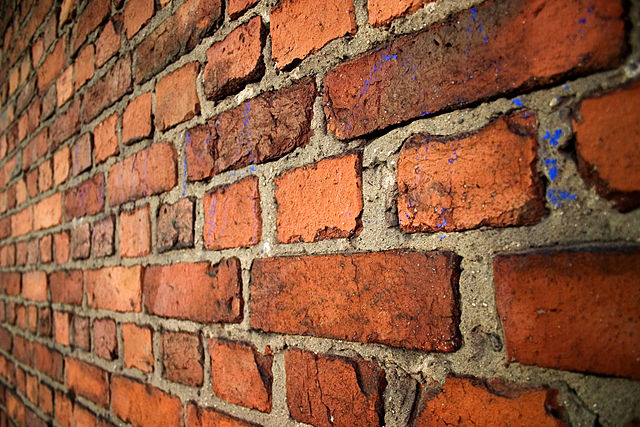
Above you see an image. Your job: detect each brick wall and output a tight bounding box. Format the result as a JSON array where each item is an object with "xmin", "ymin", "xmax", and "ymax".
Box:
[{"xmin": 0, "ymin": 0, "xmax": 638, "ymax": 426}]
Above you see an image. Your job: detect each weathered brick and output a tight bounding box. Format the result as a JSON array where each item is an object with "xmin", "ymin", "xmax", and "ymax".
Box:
[
  {"xmin": 163, "ymin": 332, "xmax": 203, "ymax": 386},
  {"xmin": 37, "ymin": 37, "xmax": 66, "ymax": 92},
  {"xmin": 111, "ymin": 376, "xmax": 184, "ymax": 427},
  {"xmin": 187, "ymin": 78, "xmax": 316, "ymax": 180},
  {"xmin": 50, "ymin": 99, "xmax": 81, "ymax": 149},
  {"xmin": 494, "ymin": 248, "xmax": 640, "ymax": 380},
  {"xmin": 124, "ymin": 0, "xmax": 154, "ymax": 38},
  {"xmin": 108, "ymin": 142, "xmax": 177, "ymax": 205},
  {"xmin": 7, "ymin": 393, "xmax": 25, "ymax": 426},
  {"xmin": 92, "ymin": 216, "xmax": 114, "ymax": 257},
  {"xmin": 203, "ymin": 16, "xmax": 265, "ymax": 101},
  {"xmin": 39, "ymin": 307, "xmax": 53, "ymax": 337},
  {"xmin": 271, "ymin": 0, "xmax": 356, "ymax": 69},
  {"xmin": 26, "ymin": 373, "xmax": 38, "ymax": 403},
  {"xmin": 0, "ymin": 217, "xmax": 10, "ymax": 240},
  {"xmin": 39, "ymin": 384, "xmax": 54, "ymax": 416},
  {"xmin": 40, "ymin": 235, "xmax": 53, "ymax": 264},
  {"xmin": 38, "ymin": 159, "xmax": 53, "ymax": 193},
  {"xmin": 203, "ymin": 177, "xmax": 261, "ymax": 250},
  {"xmin": 72, "ymin": 133, "xmax": 92, "ymax": 176},
  {"xmin": 368, "ymin": 0, "xmax": 431, "ymax": 27},
  {"xmin": 56, "ymin": 66, "xmax": 74, "ymax": 107},
  {"xmin": 210, "ymin": 339, "xmax": 272, "ymax": 412},
  {"xmin": 71, "ymin": 223, "xmax": 91, "ymax": 259},
  {"xmin": 324, "ymin": 0, "xmax": 627, "ymax": 139},
  {"xmin": 75, "ymin": 44, "xmax": 95, "ymax": 90},
  {"xmin": 0, "ymin": 327, "xmax": 12, "ymax": 352},
  {"xmin": 22, "ymin": 271, "xmax": 47, "ymax": 302},
  {"xmin": 155, "ymin": 62, "xmax": 200, "ymax": 130},
  {"xmin": 27, "ymin": 169, "xmax": 39, "ymax": 198},
  {"xmin": 49, "ymin": 270, "xmax": 83, "ymax": 305},
  {"xmin": 64, "ymin": 173, "xmax": 105, "ymax": 220},
  {"xmin": 120, "ymin": 205, "xmax": 151, "ymax": 258},
  {"xmin": 228, "ymin": 0, "xmax": 259, "ymax": 18},
  {"xmin": 22, "ymin": 130, "xmax": 48, "ymax": 171},
  {"xmin": 94, "ymin": 318, "xmax": 117, "ymax": 360},
  {"xmin": 187, "ymin": 405, "xmax": 259, "ymax": 427},
  {"xmin": 573, "ymin": 81, "xmax": 640, "ymax": 212},
  {"xmin": 28, "ymin": 306, "xmax": 38, "ymax": 332},
  {"xmin": 251, "ymin": 251, "xmax": 461, "ymax": 351},
  {"xmin": 73, "ymin": 405, "xmax": 96, "ymax": 427},
  {"xmin": 54, "ymin": 311, "xmax": 71, "ymax": 346},
  {"xmin": 413, "ymin": 377, "xmax": 562, "ymax": 426},
  {"xmin": 34, "ymin": 192, "xmax": 63, "ymax": 230},
  {"xmin": 85, "ymin": 266, "xmax": 143, "ymax": 312},
  {"xmin": 122, "ymin": 92, "xmax": 151, "ymax": 144},
  {"xmin": 398, "ymin": 114, "xmax": 546, "ymax": 232},
  {"xmin": 32, "ymin": 342, "xmax": 64, "ymax": 381},
  {"xmin": 122, "ymin": 323, "xmax": 153, "ymax": 372},
  {"xmin": 55, "ymin": 391, "xmax": 73, "ymax": 427},
  {"xmin": 94, "ymin": 113, "xmax": 120, "ymax": 163},
  {"xmin": 55, "ymin": 231, "xmax": 71, "ymax": 264},
  {"xmin": 96, "ymin": 18, "xmax": 122, "ymax": 67},
  {"xmin": 65, "ymin": 358, "xmax": 110, "ymax": 407},
  {"xmin": 42, "ymin": 84, "xmax": 57, "ymax": 120},
  {"xmin": 83, "ymin": 54, "xmax": 132, "ymax": 122},
  {"xmin": 135, "ymin": 0, "xmax": 222, "ymax": 83},
  {"xmin": 276, "ymin": 153, "xmax": 362, "ymax": 242},
  {"xmin": 60, "ymin": 0, "xmax": 77, "ymax": 26},
  {"xmin": 286, "ymin": 349, "xmax": 385, "ymax": 426},
  {"xmin": 157, "ymin": 198, "xmax": 194, "ymax": 252},
  {"xmin": 143, "ymin": 259, "xmax": 242, "ymax": 322},
  {"xmin": 0, "ymin": 272, "xmax": 20, "ymax": 296},
  {"xmin": 72, "ymin": 0, "xmax": 111, "ymax": 53},
  {"xmin": 16, "ymin": 179, "xmax": 28, "ymax": 205},
  {"xmin": 54, "ymin": 145, "xmax": 70, "ymax": 185},
  {"xmin": 72, "ymin": 316, "xmax": 90, "ymax": 350}
]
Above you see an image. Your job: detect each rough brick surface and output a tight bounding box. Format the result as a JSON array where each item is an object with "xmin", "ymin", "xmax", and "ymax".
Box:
[
  {"xmin": 83, "ymin": 54, "xmax": 132, "ymax": 122},
  {"xmin": 37, "ymin": 37, "xmax": 66, "ymax": 92},
  {"xmin": 271, "ymin": 0, "xmax": 356, "ymax": 69},
  {"xmin": 54, "ymin": 311, "xmax": 70, "ymax": 346},
  {"xmin": 286, "ymin": 349, "xmax": 385, "ymax": 427},
  {"xmin": 135, "ymin": 0, "xmax": 222, "ymax": 83},
  {"xmin": 413, "ymin": 377, "xmax": 562, "ymax": 426},
  {"xmin": 203, "ymin": 177, "xmax": 261, "ymax": 250},
  {"xmin": 398, "ymin": 114, "xmax": 546, "ymax": 232},
  {"xmin": 94, "ymin": 113, "xmax": 120, "ymax": 164},
  {"xmin": 75, "ymin": 44, "xmax": 95, "ymax": 90},
  {"xmin": 71, "ymin": 223, "xmax": 91, "ymax": 260},
  {"xmin": 92, "ymin": 216, "xmax": 114, "ymax": 257},
  {"xmin": 85, "ymin": 266, "xmax": 143, "ymax": 312},
  {"xmin": 49, "ymin": 270, "xmax": 83, "ymax": 305},
  {"xmin": 96, "ymin": 19, "xmax": 122, "ymax": 67},
  {"xmin": 163, "ymin": 332, "xmax": 203, "ymax": 386},
  {"xmin": 122, "ymin": 323, "xmax": 153, "ymax": 372},
  {"xmin": 108, "ymin": 142, "xmax": 177, "ymax": 205},
  {"xmin": 65, "ymin": 174, "xmax": 105, "ymax": 220},
  {"xmin": 50, "ymin": 99, "xmax": 81, "ymax": 149},
  {"xmin": 187, "ymin": 78, "xmax": 316, "ymax": 180},
  {"xmin": 143, "ymin": 259, "xmax": 242, "ymax": 323},
  {"xmin": 228, "ymin": 0, "xmax": 260, "ymax": 19},
  {"xmin": 56, "ymin": 66, "xmax": 74, "ymax": 107},
  {"xmin": 72, "ymin": 133, "xmax": 92, "ymax": 176},
  {"xmin": 111, "ymin": 376, "xmax": 183, "ymax": 427},
  {"xmin": 22, "ymin": 271, "xmax": 47, "ymax": 302},
  {"xmin": 73, "ymin": 316, "xmax": 90, "ymax": 350},
  {"xmin": 65, "ymin": 358, "xmax": 109, "ymax": 407},
  {"xmin": 11, "ymin": 206, "xmax": 32, "ymax": 237},
  {"xmin": 276, "ymin": 153, "xmax": 362, "ymax": 242},
  {"xmin": 494, "ymin": 248, "xmax": 640, "ymax": 380},
  {"xmin": 157, "ymin": 198, "xmax": 194, "ymax": 252},
  {"xmin": 210, "ymin": 339, "xmax": 272, "ymax": 412},
  {"xmin": 94, "ymin": 318, "xmax": 118, "ymax": 360},
  {"xmin": 368, "ymin": 0, "xmax": 432, "ymax": 27},
  {"xmin": 54, "ymin": 232, "xmax": 70, "ymax": 264},
  {"xmin": 324, "ymin": 0, "xmax": 627, "ymax": 139},
  {"xmin": 203, "ymin": 17, "xmax": 265, "ymax": 101},
  {"xmin": 53, "ymin": 146, "xmax": 70, "ymax": 185},
  {"xmin": 71, "ymin": 0, "xmax": 110, "ymax": 53},
  {"xmin": 573, "ymin": 81, "xmax": 640, "ymax": 211},
  {"xmin": 155, "ymin": 62, "xmax": 200, "ymax": 130},
  {"xmin": 251, "ymin": 251, "xmax": 460, "ymax": 351},
  {"xmin": 119, "ymin": 205, "xmax": 151, "ymax": 258},
  {"xmin": 122, "ymin": 92, "xmax": 151, "ymax": 144},
  {"xmin": 124, "ymin": 0, "xmax": 154, "ymax": 38},
  {"xmin": 187, "ymin": 405, "xmax": 259, "ymax": 427},
  {"xmin": 33, "ymin": 192, "xmax": 63, "ymax": 231}
]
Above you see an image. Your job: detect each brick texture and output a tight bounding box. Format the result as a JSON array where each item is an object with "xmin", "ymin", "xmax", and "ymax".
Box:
[
  {"xmin": 368, "ymin": 0, "xmax": 432, "ymax": 26},
  {"xmin": 155, "ymin": 62, "xmax": 200, "ymax": 131},
  {"xmin": 94, "ymin": 113, "xmax": 119, "ymax": 164},
  {"xmin": 111, "ymin": 376, "xmax": 183, "ymax": 427},
  {"xmin": 119, "ymin": 205, "xmax": 151, "ymax": 258},
  {"xmin": 94, "ymin": 318, "xmax": 118, "ymax": 360},
  {"xmin": 83, "ymin": 54, "xmax": 132, "ymax": 122},
  {"xmin": 85, "ymin": 266, "xmax": 143, "ymax": 312},
  {"xmin": 162, "ymin": 332, "xmax": 203, "ymax": 386},
  {"xmin": 64, "ymin": 174, "xmax": 105, "ymax": 220},
  {"xmin": 65, "ymin": 358, "xmax": 109, "ymax": 407},
  {"xmin": 122, "ymin": 92, "xmax": 151, "ymax": 144},
  {"xmin": 122, "ymin": 323, "xmax": 153, "ymax": 372},
  {"xmin": 157, "ymin": 199, "xmax": 194, "ymax": 252}
]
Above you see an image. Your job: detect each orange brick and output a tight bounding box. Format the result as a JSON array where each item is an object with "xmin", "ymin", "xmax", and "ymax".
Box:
[
  {"xmin": 75, "ymin": 44, "xmax": 95, "ymax": 90},
  {"xmin": 94, "ymin": 113, "xmax": 120, "ymax": 163},
  {"xmin": 155, "ymin": 62, "xmax": 200, "ymax": 130},
  {"xmin": 22, "ymin": 271, "xmax": 48, "ymax": 302},
  {"xmin": 124, "ymin": 0, "xmax": 154, "ymax": 38},
  {"xmin": 54, "ymin": 311, "xmax": 71, "ymax": 346},
  {"xmin": 85, "ymin": 266, "xmax": 143, "ymax": 312},
  {"xmin": 33, "ymin": 192, "xmax": 63, "ymax": 230},
  {"xmin": 65, "ymin": 358, "xmax": 110, "ymax": 407},
  {"xmin": 119, "ymin": 205, "xmax": 151, "ymax": 258},
  {"xmin": 122, "ymin": 92, "xmax": 151, "ymax": 144},
  {"xmin": 122, "ymin": 323, "xmax": 153, "ymax": 372},
  {"xmin": 111, "ymin": 376, "xmax": 183, "ymax": 426},
  {"xmin": 56, "ymin": 66, "xmax": 74, "ymax": 106},
  {"xmin": 53, "ymin": 146, "xmax": 70, "ymax": 185}
]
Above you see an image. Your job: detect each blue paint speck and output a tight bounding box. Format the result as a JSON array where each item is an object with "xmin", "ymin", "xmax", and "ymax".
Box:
[
  {"xmin": 470, "ymin": 8, "xmax": 478, "ymax": 22},
  {"xmin": 439, "ymin": 235, "xmax": 446, "ymax": 241},
  {"xmin": 250, "ymin": 166, "xmax": 257, "ymax": 172},
  {"xmin": 587, "ymin": 6, "xmax": 594, "ymax": 13},
  {"xmin": 437, "ymin": 218, "xmax": 447, "ymax": 228},
  {"xmin": 448, "ymin": 151, "xmax": 458, "ymax": 164},
  {"xmin": 547, "ymin": 189, "xmax": 577, "ymax": 208},
  {"xmin": 542, "ymin": 129, "xmax": 563, "ymax": 147},
  {"xmin": 563, "ymin": 84, "xmax": 570, "ymax": 91},
  {"xmin": 512, "ymin": 98, "xmax": 524, "ymax": 107},
  {"xmin": 382, "ymin": 54, "xmax": 397, "ymax": 62},
  {"xmin": 578, "ymin": 17, "xmax": 586, "ymax": 24}
]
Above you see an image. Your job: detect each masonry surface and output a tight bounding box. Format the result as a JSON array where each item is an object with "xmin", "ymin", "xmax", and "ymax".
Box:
[{"xmin": 0, "ymin": 0, "xmax": 639, "ymax": 426}]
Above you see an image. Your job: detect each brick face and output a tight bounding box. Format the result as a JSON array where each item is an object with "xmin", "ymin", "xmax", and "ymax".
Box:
[
  {"xmin": 111, "ymin": 376, "xmax": 183, "ymax": 427},
  {"xmin": 83, "ymin": 54, "xmax": 132, "ymax": 122},
  {"xmin": 122, "ymin": 92, "xmax": 151, "ymax": 144},
  {"xmin": 157, "ymin": 199, "xmax": 194, "ymax": 252},
  {"xmin": 65, "ymin": 174, "xmax": 105, "ymax": 220},
  {"xmin": 85, "ymin": 266, "xmax": 143, "ymax": 312},
  {"xmin": 368, "ymin": 0, "xmax": 432, "ymax": 26},
  {"xmin": 162, "ymin": 332, "xmax": 203, "ymax": 386},
  {"xmin": 65, "ymin": 358, "xmax": 110, "ymax": 407},
  {"xmin": 155, "ymin": 62, "xmax": 200, "ymax": 131},
  {"xmin": 122, "ymin": 323, "xmax": 153, "ymax": 372},
  {"xmin": 119, "ymin": 205, "xmax": 151, "ymax": 258}
]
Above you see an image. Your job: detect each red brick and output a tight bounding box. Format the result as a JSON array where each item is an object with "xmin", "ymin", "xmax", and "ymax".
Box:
[
  {"xmin": 210, "ymin": 340, "xmax": 272, "ymax": 412},
  {"xmin": 75, "ymin": 44, "xmax": 95, "ymax": 90},
  {"xmin": 203, "ymin": 16, "xmax": 265, "ymax": 101},
  {"xmin": 155, "ymin": 62, "xmax": 200, "ymax": 131},
  {"xmin": 71, "ymin": 223, "xmax": 91, "ymax": 259},
  {"xmin": 92, "ymin": 216, "xmax": 114, "ymax": 257},
  {"xmin": 162, "ymin": 332, "xmax": 203, "ymax": 386},
  {"xmin": 34, "ymin": 192, "xmax": 63, "ymax": 230},
  {"xmin": 32, "ymin": 37, "xmax": 44, "ymax": 65},
  {"xmin": 252, "ymin": 251, "xmax": 460, "ymax": 351},
  {"xmin": 203, "ymin": 177, "xmax": 261, "ymax": 250},
  {"xmin": 157, "ymin": 199, "xmax": 194, "ymax": 252},
  {"xmin": 83, "ymin": 54, "xmax": 132, "ymax": 122},
  {"xmin": 65, "ymin": 358, "xmax": 110, "ymax": 407},
  {"xmin": 271, "ymin": 0, "xmax": 356, "ymax": 69},
  {"xmin": 16, "ymin": 241, "xmax": 28, "ymax": 266},
  {"xmin": 32, "ymin": 342, "xmax": 64, "ymax": 381},
  {"xmin": 26, "ymin": 169, "xmax": 39, "ymax": 198},
  {"xmin": 122, "ymin": 92, "xmax": 151, "ymax": 144},
  {"xmin": 38, "ymin": 159, "xmax": 53, "ymax": 192},
  {"xmin": 414, "ymin": 377, "xmax": 562, "ymax": 426},
  {"xmin": 398, "ymin": 114, "xmax": 545, "ymax": 232},
  {"xmin": 54, "ymin": 311, "xmax": 71, "ymax": 346},
  {"xmin": 123, "ymin": 323, "xmax": 153, "ymax": 372},
  {"xmin": 112, "ymin": 376, "xmax": 183, "ymax": 427},
  {"xmin": 16, "ymin": 305, "xmax": 27, "ymax": 330},
  {"xmin": 135, "ymin": 0, "xmax": 222, "ymax": 83},
  {"xmin": 0, "ymin": 217, "xmax": 10, "ymax": 239},
  {"xmin": 187, "ymin": 405, "xmax": 259, "ymax": 427},
  {"xmin": 72, "ymin": 0, "xmax": 111, "ymax": 53},
  {"xmin": 55, "ymin": 391, "xmax": 73, "ymax": 427},
  {"xmin": 55, "ymin": 231, "xmax": 71, "ymax": 264},
  {"xmin": 37, "ymin": 37, "xmax": 66, "ymax": 92},
  {"xmin": 286, "ymin": 349, "xmax": 385, "ymax": 426},
  {"xmin": 574, "ymin": 81, "xmax": 640, "ymax": 211},
  {"xmin": 22, "ymin": 271, "xmax": 47, "ymax": 302},
  {"xmin": 40, "ymin": 235, "xmax": 53, "ymax": 263},
  {"xmin": 64, "ymin": 173, "xmax": 105, "ymax": 220},
  {"xmin": 277, "ymin": 153, "xmax": 362, "ymax": 242},
  {"xmin": 187, "ymin": 78, "xmax": 316, "ymax": 179},
  {"xmin": 42, "ymin": 84, "xmax": 58, "ymax": 120},
  {"xmin": 73, "ymin": 405, "xmax": 97, "ymax": 427},
  {"xmin": 0, "ymin": 327, "xmax": 11, "ymax": 352},
  {"xmin": 54, "ymin": 145, "xmax": 70, "ymax": 185},
  {"xmin": 23, "ymin": 130, "xmax": 48, "ymax": 171},
  {"xmin": 28, "ymin": 305, "xmax": 38, "ymax": 332},
  {"xmin": 125, "ymin": 0, "xmax": 154, "ymax": 38},
  {"xmin": 119, "ymin": 205, "xmax": 151, "ymax": 257},
  {"xmin": 60, "ymin": 0, "xmax": 77, "ymax": 26},
  {"xmin": 72, "ymin": 316, "xmax": 90, "ymax": 350},
  {"xmin": 39, "ymin": 307, "xmax": 53, "ymax": 337},
  {"xmin": 6, "ymin": 393, "xmax": 25, "ymax": 426},
  {"xmin": 494, "ymin": 248, "xmax": 640, "ymax": 380},
  {"xmin": 72, "ymin": 133, "xmax": 93, "ymax": 176},
  {"xmin": 0, "ymin": 272, "xmax": 20, "ymax": 296},
  {"xmin": 16, "ymin": 179, "xmax": 28, "ymax": 205},
  {"xmin": 94, "ymin": 318, "xmax": 118, "ymax": 360},
  {"xmin": 50, "ymin": 99, "xmax": 81, "ymax": 149},
  {"xmin": 108, "ymin": 142, "xmax": 177, "ymax": 205},
  {"xmin": 369, "ymin": 0, "xmax": 431, "ymax": 27},
  {"xmin": 49, "ymin": 270, "xmax": 83, "ymax": 305},
  {"xmin": 96, "ymin": 19, "xmax": 122, "ymax": 67},
  {"xmin": 228, "ymin": 0, "xmax": 259, "ymax": 19},
  {"xmin": 85, "ymin": 266, "xmax": 143, "ymax": 312},
  {"xmin": 144, "ymin": 259, "xmax": 242, "ymax": 322},
  {"xmin": 57, "ymin": 66, "xmax": 74, "ymax": 107},
  {"xmin": 11, "ymin": 206, "xmax": 33, "ymax": 236},
  {"xmin": 39, "ymin": 384, "xmax": 53, "ymax": 415},
  {"xmin": 324, "ymin": 0, "xmax": 627, "ymax": 139},
  {"xmin": 94, "ymin": 113, "xmax": 120, "ymax": 164}
]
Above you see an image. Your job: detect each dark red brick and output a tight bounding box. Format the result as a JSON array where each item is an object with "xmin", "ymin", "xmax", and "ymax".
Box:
[
  {"xmin": 92, "ymin": 216, "xmax": 114, "ymax": 257},
  {"xmin": 72, "ymin": 0, "xmax": 111, "ymax": 53},
  {"xmin": 50, "ymin": 99, "xmax": 81, "ymax": 149},
  {"xmin": 71, "ymin": 223, "xmax": 91, "ymax": 259},
  {"xmin": 64, "ymin": 173, "xmax": 105, "ymax": 220},
  {"xmin": 49, "ymin": 270, "xmax": 83, "ymax": 305},
  {"xmin": 73, "ymin": 316, "xmax": 90, "ymax": 350},
  {"xmin": 94, "ymin": 318, "xmax": 118, "ymax": 360},
  {"xmin": 37, "ymin": 37, "xmax": 66, "ymax": 92},
  {"xmin": 124, "ymin": 0, "xmax": 154, "ymax": 38},
  {"xmin": 83, "ymin": 54, "xmax": 132, "ymax": 122},
  {"xmin": 157, "ymin": 198, "xmax": 194, "ymax": 252},
  {"xmin": 163, "ymin": 332, "xmax": 203, "ymax": 386},
  {"xmin": 96, "ymin": 19, "xmax": 122, "ymax": 67}
]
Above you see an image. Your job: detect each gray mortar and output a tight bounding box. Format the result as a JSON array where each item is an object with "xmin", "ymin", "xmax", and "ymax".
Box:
[{"xmin": 0, "ymin": 0, "xmax": 639, "ymax": 426}]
